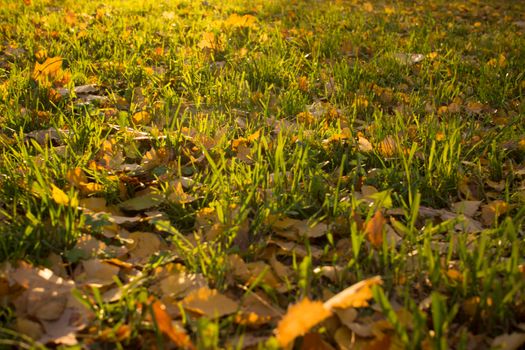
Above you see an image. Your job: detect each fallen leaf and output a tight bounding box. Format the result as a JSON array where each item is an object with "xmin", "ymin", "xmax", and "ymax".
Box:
[
  {"xmin": 79, "ymin": 197, "xmax": 107, "ymax": 212},
  {"xmin": 323, "ymin": 276, "xmax": 382, "ymax": 310},
  {"xmin": 492, "ymin": 332, "xmax": 525, "ymax": 350},
  {"xmin": 132, "ymin": 111, "xmax": 151, "ymax": 125},
  {"xmin": 452, "ymin": 201, "xmax": 481, "ymax": 217},
  {"xmin": 32, "ymin": 56, "xmax": 62, "ymax": 83},
  {"xmin": 236, "ymin": 291, "xmax": 282, "ymax": 326},
  {"xmin": 300, "ymin": 333, "xmax": 336, "ymax": 350},
  {"xmin": 358, "ymin": 135, "xmax": 373, "ymax": 152},
  {"xmin": 51, "ymin": 184, "xmax": 77, "ymax": 207},
  {"xmin": 159, "ymin": 271, "xmax": 207, "ymax": 298},
  {"xmin": 80, "ymin": 259, "xmax": 119, "ymax": 287},
  {"xmin": 16, "ymin": 317, "xmax": 44, "ymax": 340},
  {"xmin": 275, "ymin": 298, "xmax": 332, "ymax": 348},
  {"xmin": 377, "ymin": 135, "xmax": 397, "ymax": 157},
  {"xmin": 168, "ymin": 182, "xmax": 196, "ymax": 204},
  {"xmin": 224, "ymin": 13, "xmax": 257, "ymax": 28},
  {"xmin": 181, "ymin": 287, "xmax": 238, "ymax": 319},
  {"xmin": 126, "ymin": 231, "xmax": 163, "ymax": 262},
  {"xmin": 40, "ymin": 307, "xmax": 86, "ymax": 346},
  {"xmin": 364, "ymin": 211, "xmax": 386, "ymax": 248},
  {"xmin": 119, "ymin": 192, "xmax": 164, "ymax": 211},
  {"xmin": 481, "ymin": 200, "xmax": 509, "ymax": 226},
  {"xmin": 333, "ymin": 326, "xmax": 353, "ymax": 350},
  {"xmin": 152, "ymin": 300, "xmax": 195, "ymax": 349}
]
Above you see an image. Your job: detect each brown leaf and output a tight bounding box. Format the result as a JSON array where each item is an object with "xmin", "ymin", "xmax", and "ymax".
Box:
[
  {"xmin": 159, "ymin": 271, "xmax": 207, "ymax": 299},
  {"xmin": 275, "ymin": 298, "xmax": 332, "ymax": 348},
  {"xmin": 80, "ymin": 259, "xmax": 120, "ymax": 287},
  {"xmin": 481, "ymin": 200, "xmax": 509, "ymax": 226},
  {"xmin": 364, "ymin": 211, "xmax": 386, "ymax": 248},
  {"xmin": 300, "ymin": 333, "xmax": 336, "ymax": 350},
  {"xmin": 236, "ymin": 292, "xmax": 282, "ymax": 326},
  {"xmin": 491, "ymin": 332, "xmax": 525, "ymax": 350},
  {"xmin": 181, "ymin": 287, "xmax": 238, "ymax": 319},
  {"xmin": 119, "ymin": 192, "xmax": 164, "ymax": 211},
  {"xmin": 452, "ymin": 200, "xmax": 481, "ymax": 217},
  {"xmin": 16, "ymin": 317, "xmax": 44, "ymax": 340},
  {"xmin": 126, "ymin": 231, "xmax": 163, "ymax": 262}
]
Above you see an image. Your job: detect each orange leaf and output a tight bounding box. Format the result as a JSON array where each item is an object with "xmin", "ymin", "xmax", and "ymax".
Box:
[
  {"xmin": 275, "ymin": 298, "xmax": 332, "ymax": 348},
  {"xmin": 377, "ymin": 135, "xmax": 396, "ymax": 157},
  {"xmin": 364, "ymin": 211, "xmax": 386, "ymax": 248},
  {"xmin": 66, "ymin": 167, "xmax": 88, "ymax": 187},
  {"xmin": 323, "ymin": 276, "xmax": 382, "ymax": 310},
  {"xmin": 152, "ymin": 300, "xmax": 195, "ymax": 349}
]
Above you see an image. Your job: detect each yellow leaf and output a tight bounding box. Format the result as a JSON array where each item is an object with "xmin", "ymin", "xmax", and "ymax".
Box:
[
  {"xmin": 275, "ymin": 298, "xmax": 332, "ymax": 348},
  {"xmin": 79, "ymin": 182, "xmax": 104, "ymax": 195},
  {"xmin": 247, "ymin": 128, "xmax": 262, "ymax": 142},
  {"xmin": 323, "ymin": 276, "xmax": 382, "ymax": 310},
  {"xmin": 51, "ymin": 184, "xmax": 77, "ymax": 207},
  {"xmin": 32, "ymin": 56, "xmax": 63, "ymax": 83},
  {"xmin": 198, "ymin": 32, "xmax": 224, "ymax": 50},
  {"xmin": 224, "ymin": 14, "xmax": 257, "ymax": 28},
  {"xmin": 364, "ymin": 211, "xmax": 386, "ymax": 248},
  {"xmin": 132, "ymin": 111, "xmax": 151, "ymax": 125},
  {"xmin": 363, "ymin": 2, "xmax": 374, "ymax": 12}
]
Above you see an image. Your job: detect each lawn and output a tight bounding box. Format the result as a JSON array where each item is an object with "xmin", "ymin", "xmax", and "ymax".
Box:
[{"xmin": 0, "ymin": 0, "xmax": 524, "ymax": 348}]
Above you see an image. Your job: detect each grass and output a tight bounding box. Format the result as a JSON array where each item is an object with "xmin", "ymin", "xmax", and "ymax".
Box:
[{"xmin": 0, "ymin": 0, "xmax": 524, "ymax": 348}]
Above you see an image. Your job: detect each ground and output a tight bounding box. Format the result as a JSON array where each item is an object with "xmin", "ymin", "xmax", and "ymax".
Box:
[{"xmin": 0, "ymin": 0, "xmax": 524, "ymax": 349}]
